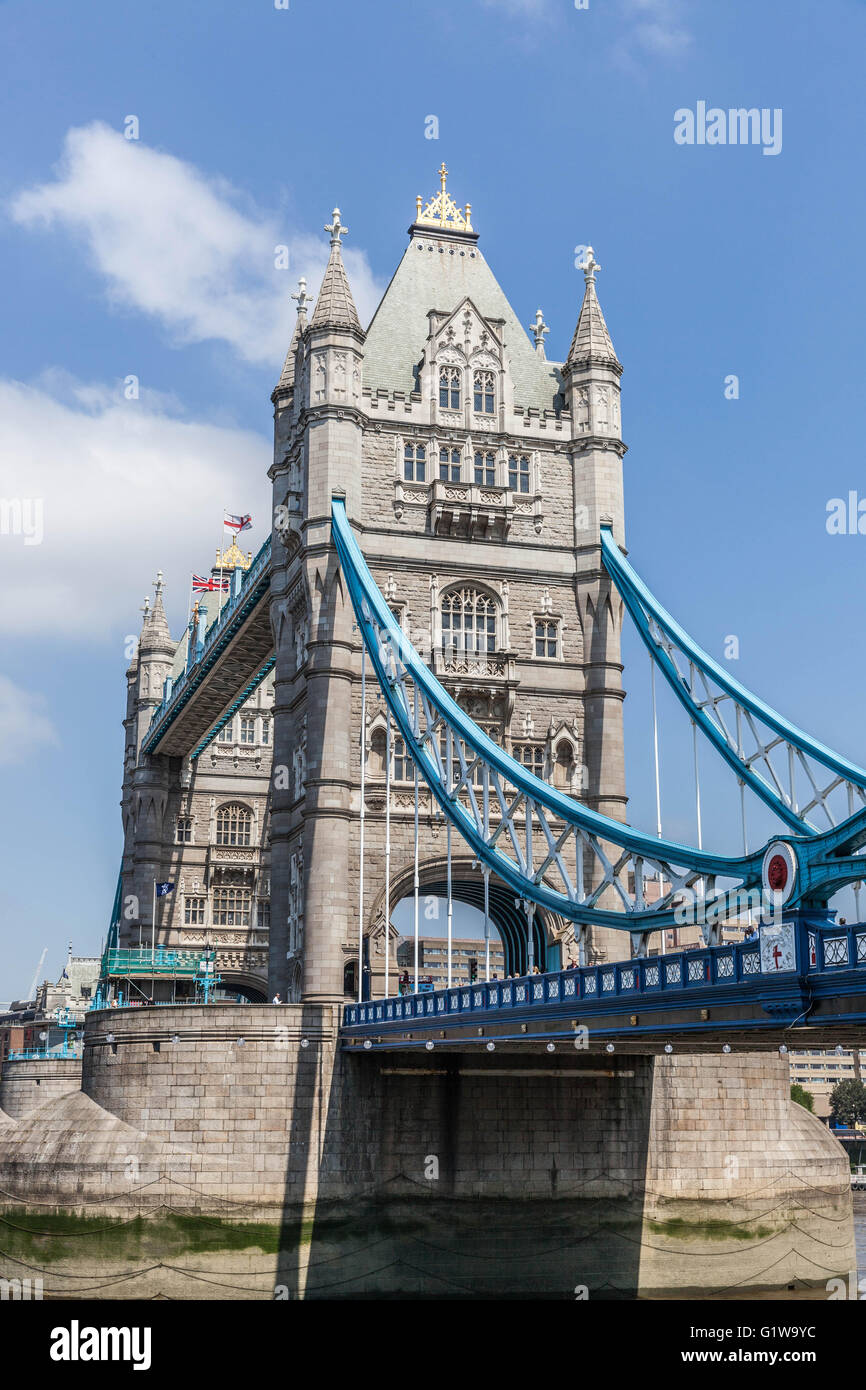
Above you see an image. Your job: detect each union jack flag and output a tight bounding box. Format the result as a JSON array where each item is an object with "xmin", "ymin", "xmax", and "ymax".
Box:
[
  {"xmin": 192, "ymin": 574, "xmax": 229, "ymax": 593},
  {"xmin": 224, "ymin": 512, "xmax": 252, "ymax": 533}
]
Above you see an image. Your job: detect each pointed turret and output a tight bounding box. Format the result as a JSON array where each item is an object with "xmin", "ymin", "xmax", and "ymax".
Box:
[
  {"xmin": 565, "ymin": 249, "xmax": 620, "ymax": 369},
  {"xmin": 309, "ymin": 210, "xmax": 363, "ymax": 334},
  {"xmin": 272, "ymin": 277, "xmax": 315, "ymax": 402},
  {"xmin": 135, "ymin": 572, "xmax": 175, "ymax": 742},
  {"xmin": 562, "ymin": 247, "xmax": 624, "ymax": 449},
  {"xmin": 139, "ymin": 571, "xmax": 173, "ymax": 653}
]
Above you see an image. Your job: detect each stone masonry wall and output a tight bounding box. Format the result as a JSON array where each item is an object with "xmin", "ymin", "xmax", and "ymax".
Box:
[
  {"xmin": 0, "ymin": 1057, "xmax": 83, "ymax": 1120},
  {"xmin": 0, "ymin": 1005, "xmax": 850, "ymax": 1296}
]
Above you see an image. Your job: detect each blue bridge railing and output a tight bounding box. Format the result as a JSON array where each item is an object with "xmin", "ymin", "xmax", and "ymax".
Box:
[{"xmin": 343, "ymin": 918, "xmax": 866, "ymax": 1035}]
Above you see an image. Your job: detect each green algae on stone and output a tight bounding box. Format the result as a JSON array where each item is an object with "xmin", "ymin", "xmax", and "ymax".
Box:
[{"xmin": 648, "ymin": 1216, "xmax": 777, "ymax": 1242}]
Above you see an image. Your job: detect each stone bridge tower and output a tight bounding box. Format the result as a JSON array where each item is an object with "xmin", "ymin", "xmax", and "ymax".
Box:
[{"xmin": 269, "ymin": 171, "xmax": 629, "ymax": 1002}]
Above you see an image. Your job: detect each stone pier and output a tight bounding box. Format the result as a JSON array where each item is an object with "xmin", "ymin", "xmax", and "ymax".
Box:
[
  {"xmin": 0, "ymin": 1005, "xmax": 853, "ymax": 1299},
  {"xmin": 0, "ymin": 1055, "xmax": 83, "ymax": 1120}
]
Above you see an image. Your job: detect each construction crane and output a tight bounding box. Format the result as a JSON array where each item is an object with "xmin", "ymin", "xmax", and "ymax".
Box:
[{"xmin": 26, "ymin": 947, "xmax": 47, "ymax": 1004}]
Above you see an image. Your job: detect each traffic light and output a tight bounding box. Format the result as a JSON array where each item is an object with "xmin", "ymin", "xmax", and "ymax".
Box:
[{"xmin": 469, "ymin": 957, "xmax": 478, "ymax": 983}]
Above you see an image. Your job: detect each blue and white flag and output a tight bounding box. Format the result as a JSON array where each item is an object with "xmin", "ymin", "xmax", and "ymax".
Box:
[{"xmin": 155, "ymin": 882, "xmax": 175, "ymax": 897}]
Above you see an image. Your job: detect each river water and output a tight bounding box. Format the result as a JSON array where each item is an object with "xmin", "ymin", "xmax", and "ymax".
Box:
[{"xmin": 696, "ymin": 1192, "xmax": 866, "ymax": 1302}]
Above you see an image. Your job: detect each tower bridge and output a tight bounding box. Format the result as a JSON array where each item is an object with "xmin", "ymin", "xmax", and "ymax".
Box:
[{"xmin": 7, "ymin": 172, "xmax": 861, "ymax": 1298}]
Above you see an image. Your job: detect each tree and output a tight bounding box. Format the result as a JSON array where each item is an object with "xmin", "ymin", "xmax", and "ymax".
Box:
[
  {"xmin": 829, "ymin": 1078, "xmax": 866, "ymax": 1128},
  {"xmin": 790, "ymin": 1084, "xmax": 814, "ymax": 1113}
]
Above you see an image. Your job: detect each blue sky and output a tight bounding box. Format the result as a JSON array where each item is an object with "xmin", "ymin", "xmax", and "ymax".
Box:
[{"xmin": 1, "ymin": 0, "xmax": 865, "ymax": 994}]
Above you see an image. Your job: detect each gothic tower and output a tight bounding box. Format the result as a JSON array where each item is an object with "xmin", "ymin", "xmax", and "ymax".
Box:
[{"xmin": 269, "ymin": 171, "xmax": 630, "ymax": 1002}]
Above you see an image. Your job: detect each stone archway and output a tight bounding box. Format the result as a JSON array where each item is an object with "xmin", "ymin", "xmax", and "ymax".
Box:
[
  {"xmin": 369, "ymin": 857, "xmax": 570, "ymax": 978},
  {"xmin": 217, "ymin": 972, "xmax": 268, "ymax": 1003}
]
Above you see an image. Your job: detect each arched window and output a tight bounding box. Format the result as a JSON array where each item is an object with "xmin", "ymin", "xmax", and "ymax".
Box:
[
  {"xmin": 439, "ymin": 446, "xmax": 462, "ymax": 482},
  {"xmin": 344, "ymin": 960, "xmax": 358, "ymax": 998},
  {"xmin": 473, "ymin": 370, "xmax": 495, "ymax": 414},
  {"xmin": 369, "ymin": 728, "xmax": 410, "ymax": 781},
  {"xmin": 175, "ymin": 816, "xmax": 193, "ymax": 844},
  {"xmin": 553, "ymin": 740, "xmax": 576, "ymax": 790},
  {"xmin": 404, "ymin": 442, "xmax": 426, "ymax": 482},
  {"xmin": 369, "ymin": 729, "xmax": 387, "ymax": 777},
  {"xmin": 474, "ymin": 451, "xmax": 496, "ymax": 485},
  {"xmin": 215, "ymin": 803, "xmax": 252, "ymax": 847},
  {"xmin": 441, "ymin": 588, "xmax": 497, "ymax": 655},
  {"xmin": 508, "ymin": 453, "xmax": 531, "ymax": 494},
  {"xmin": 439, "ymin": 368, "xmax": 461, "ymax": 410}
]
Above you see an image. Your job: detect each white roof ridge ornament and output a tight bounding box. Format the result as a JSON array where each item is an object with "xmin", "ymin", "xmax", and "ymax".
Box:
[
  {"xmin": 325, "ymin": 208, "xmax": 348, "ymax": 248},
  {"xmin": 582, "ymin": 247, "xmax": 601, "ymax": 284},
  {"xmin": 291, "ymin": 276, "xmax": 314, "ymax": 319}
]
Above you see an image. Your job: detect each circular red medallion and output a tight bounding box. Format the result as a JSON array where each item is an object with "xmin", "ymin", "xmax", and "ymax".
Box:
[{"xmin": 767, "ymin": 854, "xmax": 789, "ymax": 892}]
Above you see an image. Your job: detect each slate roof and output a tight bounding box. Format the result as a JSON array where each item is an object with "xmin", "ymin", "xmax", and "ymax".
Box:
[
  {"xmin": 566, "ymin": 277, "xmax": 619, "ymax": 367},
  {"xmin": 363, "ymin": 232, "xmax": 564, "ymax": 411},
  {"xmin": 310, "ymin": 238, "xmax": 362, "ymax": 333},
  {"xmin": 274, "ymin": 319, "xmax": 300, "ymax": 393}
]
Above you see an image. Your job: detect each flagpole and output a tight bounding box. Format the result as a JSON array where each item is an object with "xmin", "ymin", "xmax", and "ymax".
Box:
[
  {"xmin": 151, "ymin": 879, "xmax": 156, "ymax": 1001},
  {"xmin": 218, "ymin": 517, "xmax": 226, "ymax": 618},
  {"xmin": 185, "ymin": 574, "xmax": 193, "ymax": 664}
]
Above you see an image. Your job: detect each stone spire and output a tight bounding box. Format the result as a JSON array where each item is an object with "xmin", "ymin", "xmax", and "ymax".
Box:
[
  {"xmin": 309, "ymin": 209, "xmax": 362, "ymax": 333},
  {"xmin": 566, "ymin": 248, "xmax": 620, "ymax": 368},
  {"xmin": 139, "ymin": 571, "xmax": 173, "ymax": 653},
  {"xmin": 274, "ymin": 277, "xmax": 315, "ymax": 397}
]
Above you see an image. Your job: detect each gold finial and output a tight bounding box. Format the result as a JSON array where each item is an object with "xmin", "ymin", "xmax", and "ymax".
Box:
[
  {"xmin": 415, "ymin": 165, "xmax": 473, "ymax": 233},
  {"xmin": 214, "ymin": 536, "xmax": 252, "ymax": 572}
]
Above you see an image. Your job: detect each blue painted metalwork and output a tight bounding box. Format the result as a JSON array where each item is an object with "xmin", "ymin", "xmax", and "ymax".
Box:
[
  {"xmin": 10, "ymin": 1007, "xmax": 82, "ymax": 1061},
  {"xmin": 600, "ymin": 525, "xmax": 866, "ymax": 834},
  {"xmin": 332, "ymin": 499, "xmax": 762, "ymax": 936},
  {"xmin": 141, "ymin": 536, "xmax": 272, "ymax": 756},
  {"xmin": 188, "ymin": 654, "xmax": 277, "ymax": 760},
  {"xmin": 332, "ymin": 502, "xmax": 866, "ymax": 934},
  {"xmin": 103, "ymin": 948, "xmax": 203, "ymax": 978},
  {"xmin": 341, "ymin": 915, "xmax": 866, "ymax": 1046}
]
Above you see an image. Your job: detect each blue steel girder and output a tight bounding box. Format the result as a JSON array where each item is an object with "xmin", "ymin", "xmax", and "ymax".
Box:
[
  {"xmin": 141, "ymin": 538, "xmax": 273, "ymax": 757},
  {"xmin": 331, "ymin": 499, "xmax": 764, "ymax": 939},
  {"xmin": 188, "ymin": 654, "xmax": 277, "ymax": 761},
  {"xmin": 333, "ymin": 502, "xmax": 866, "ymax": 927},
  {"xmin": 600, "ymin": 525, "xmax": 866, "ymax": 836}
]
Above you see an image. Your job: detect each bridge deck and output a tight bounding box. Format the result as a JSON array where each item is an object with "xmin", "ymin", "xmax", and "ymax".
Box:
[{"xmin": 341, "ymin": 920, "xmax": 866, "ymax": 1052}]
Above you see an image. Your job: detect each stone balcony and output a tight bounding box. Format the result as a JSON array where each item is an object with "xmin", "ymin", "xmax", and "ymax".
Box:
[
  {"xmin": 429, "ymin": 479, "xmax": 513, "ymax": 539},
  {"xmin": 208, "ymin": 845, "xmax": 259, "ymax": 866},
  {"xmin": 433, "ymin": 646, "xmax": 518, "ymax": 723}
]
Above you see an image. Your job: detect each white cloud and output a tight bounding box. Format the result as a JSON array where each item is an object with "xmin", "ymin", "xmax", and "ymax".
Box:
[
  {"xmin": 0, "ymin": 374, "xmax": 272, "ymax": 639},
  {"xmin": 10, "ymin": 123, "xmax": 383, "ymax": 364},
  {"xmin": 619, "ymin": 0, "xmax": 692, "ymax": 58},
  {"xmin": 0, "ymin": 675, "xmax": 59, "ymax": 765}
]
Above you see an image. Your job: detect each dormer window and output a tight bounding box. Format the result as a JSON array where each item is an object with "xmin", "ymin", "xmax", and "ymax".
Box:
[
  {"xmin": 439, "ymin": 368, "xmax": 461, "ymax": 410},
  {"xmin": 404, "ymin": 442, "xmax": 426, "ymax": 482},
  {"xmin": 473, "ymin": 370, "xmax": 495, "ymax": 414},
  {"xmin": 508, "ymin": 453, "xmax": 531, "ymax": 494},
  {"xmin": 439, "ymin": 447, "xmax": 462, "ymax": 482},
  {"xmin": 474, "ymin": 451, "xmax": 496, "ymax": 486}
]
